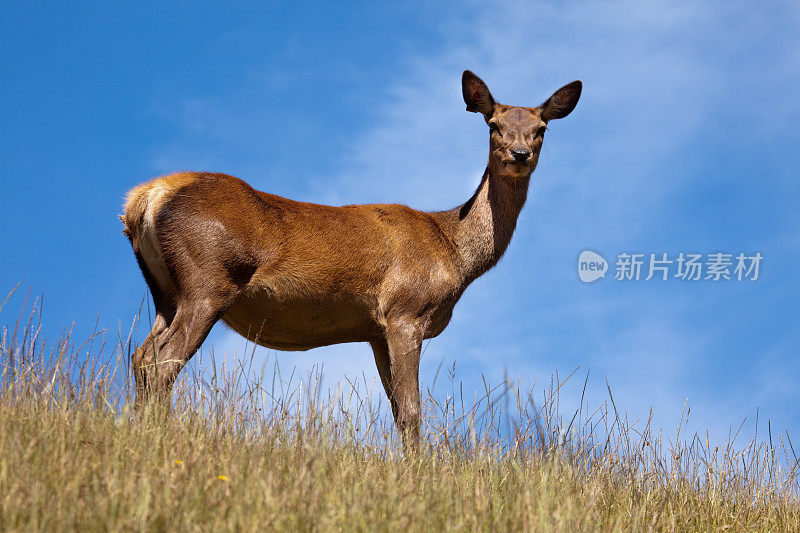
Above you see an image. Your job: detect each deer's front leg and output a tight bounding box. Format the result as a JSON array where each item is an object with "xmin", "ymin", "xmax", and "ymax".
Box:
[
  {"xmin": 370, "ymin": 339, "xmax": 398, "ymax": 420},
  {"xmin": 384, "ymin": 318, "xmax": 423, "ymax": 450}
]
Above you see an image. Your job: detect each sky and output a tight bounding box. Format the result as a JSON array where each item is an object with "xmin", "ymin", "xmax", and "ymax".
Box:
[{"xmin": 1, "ymin": 1, "xmax": 799, "ymax": 444}]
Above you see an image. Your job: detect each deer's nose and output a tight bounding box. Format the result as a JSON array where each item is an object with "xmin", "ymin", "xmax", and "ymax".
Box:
[{"xmin": 510, "ymin": 148, "xmax": 531, "ymax": 162}]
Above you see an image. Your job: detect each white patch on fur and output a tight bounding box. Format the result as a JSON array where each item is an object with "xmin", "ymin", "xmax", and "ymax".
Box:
[{"xmin": 137, "ymin": 182, "xmax": 178, "ymax": 299}]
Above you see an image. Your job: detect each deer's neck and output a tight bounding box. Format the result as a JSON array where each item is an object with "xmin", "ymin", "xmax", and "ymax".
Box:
[{"xmin": 438, "ymin": 165, "xmax": 531, "ymax": 285}]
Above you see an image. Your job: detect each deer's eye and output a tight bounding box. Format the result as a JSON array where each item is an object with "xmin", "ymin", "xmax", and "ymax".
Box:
[
  {"xmin": 489, "ymin": 123, "xmax": 501, "ymax": 136},
  {"xmin": 536, "ymin": 126, "xmax": 547, "ymax": 138}
]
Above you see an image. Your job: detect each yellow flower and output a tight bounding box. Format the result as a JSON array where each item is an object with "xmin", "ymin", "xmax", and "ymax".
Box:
[
  {"xmin": 174, "ymin": 460, "xmax": 184, "ymax": 465},
  {"xmin": 217, "ymin": 475, "xmax": 229, "ymax": 481}
]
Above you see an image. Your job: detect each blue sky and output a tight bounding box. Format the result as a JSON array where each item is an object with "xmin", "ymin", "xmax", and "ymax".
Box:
[{"xmin": 1, "ymin": 1, "xmax": 799, "ymax": 443}]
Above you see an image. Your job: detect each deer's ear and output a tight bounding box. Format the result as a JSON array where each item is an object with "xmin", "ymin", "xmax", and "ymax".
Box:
[
  {"xmin": 462, "ymin": 70, "xmax": 495, "ymax": 118},
  {"xmin": 540, "ymin": 80, "xmax": 582, "ymax": 122}
]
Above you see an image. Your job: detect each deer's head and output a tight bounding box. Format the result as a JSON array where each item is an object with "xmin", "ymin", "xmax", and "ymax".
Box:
[{"xmin": 462, "ymin": 70, "xmax": 581, "ymax": 178}]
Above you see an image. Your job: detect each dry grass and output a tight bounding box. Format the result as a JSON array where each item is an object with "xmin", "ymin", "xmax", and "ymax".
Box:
[{"xmin": 1, "ymin": 292, "xmax": 799, "ymax": 531}]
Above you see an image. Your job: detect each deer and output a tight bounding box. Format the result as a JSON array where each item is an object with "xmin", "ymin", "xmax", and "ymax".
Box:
[{"xmin": 121, "ymin": 70, "xmax": 581, "ymax": 447}]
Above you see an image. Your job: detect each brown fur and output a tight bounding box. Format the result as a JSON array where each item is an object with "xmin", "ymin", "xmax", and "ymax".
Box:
[{"xmin": 122, "ymin": 71, "xmax": 581, "ymax": 447}]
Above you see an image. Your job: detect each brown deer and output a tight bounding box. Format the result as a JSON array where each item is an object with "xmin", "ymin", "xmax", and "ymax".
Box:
[{"xmin": 122, "ymin": 71, "xmax": 581, "ymax": 446}]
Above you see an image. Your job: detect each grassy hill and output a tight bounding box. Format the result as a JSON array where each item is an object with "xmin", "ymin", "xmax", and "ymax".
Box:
[{"xmin": 1, "ymin": 300, "xmax": 798, "ymax": 531}]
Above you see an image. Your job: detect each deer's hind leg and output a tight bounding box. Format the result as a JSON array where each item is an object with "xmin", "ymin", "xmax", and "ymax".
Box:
[
  {"xmin": 131, "ymin": 248, "xmax": 178, "ymax": 411},
  {"xmin": 148, "ymin": 296, "xmax": 230, "ymax": 397},
  {"xmin": 131, "ymin": 251, "xmax": 243, "ymax": 409},
  {"xmin": 134, "ymin": 286, "xmax": 239, "ymax": 409},
  {"xmin": 130, "ymin": 180, "xmax": 266, "ymax": 408},
  {"xmin": 132, "ymin": 312, "xmax": 168, "ymax": 410},
  {"xmin": 371, "ymin": 338, "xmax": 398, "ymax": 420}
]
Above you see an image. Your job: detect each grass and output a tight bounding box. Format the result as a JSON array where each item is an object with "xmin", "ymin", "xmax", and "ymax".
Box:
[{"xmin": 1, "ymin": 292, "xmax": 799, "ymax": 531}]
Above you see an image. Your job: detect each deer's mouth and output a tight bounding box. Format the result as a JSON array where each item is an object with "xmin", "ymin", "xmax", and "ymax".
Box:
[{"xmin": 503, "ymin": 161, "xmax": 531, "ymax": 174}]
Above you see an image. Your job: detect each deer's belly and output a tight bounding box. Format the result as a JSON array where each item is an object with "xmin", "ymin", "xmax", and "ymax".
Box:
[{"xmin": 221, "ymin": 289, "xmax": 381, "ymax": 351}]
